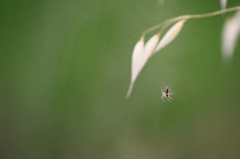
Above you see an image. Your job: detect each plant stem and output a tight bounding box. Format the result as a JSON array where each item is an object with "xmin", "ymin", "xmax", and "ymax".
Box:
[{"xmin": 142, "ymin": 6, "xmax": 240, "ymax": 37}]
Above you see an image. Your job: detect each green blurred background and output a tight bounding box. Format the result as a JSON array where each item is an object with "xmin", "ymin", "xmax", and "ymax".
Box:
[{"xmin": 1, "ymin": 0, "xmax": 240, "ymax": 159}]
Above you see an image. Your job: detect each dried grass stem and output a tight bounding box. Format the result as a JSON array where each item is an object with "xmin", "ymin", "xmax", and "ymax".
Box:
[{"xmin": 142, "ymin": 6, "xmax": 240, "ymax": 37}]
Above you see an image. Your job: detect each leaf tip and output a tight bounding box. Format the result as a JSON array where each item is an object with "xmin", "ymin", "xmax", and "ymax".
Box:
[{"xmin": 126, "ymin": 82, "xmax": 134, "ymax": 98}]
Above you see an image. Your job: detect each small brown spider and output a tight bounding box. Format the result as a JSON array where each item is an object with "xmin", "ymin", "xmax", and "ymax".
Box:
[{"xmin": 161, "ymin": 87, "xmax": 173, "ymax": 102}]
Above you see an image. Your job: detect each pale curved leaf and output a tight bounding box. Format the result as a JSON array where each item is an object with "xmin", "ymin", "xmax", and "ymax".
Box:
[
  {"xmin": 220, "ymin": 0, "xmax": 227, "ymax": 10},
  {"xmin": 127, "ymin": 38, "xmax": 144, "ymax": 98},
  {"xmin": 155, "ymin": 20, "xmax": 186, "ymax": 53},
  {"xmin": 127, "ymin": 34, "xmax": 160, "ymax": 98},
  {"xmin": 222, "ymin": 11, "xmax": 240, "ymax": 61},
  {"xmin": 140, "ymin": 33, "xmax": 160, "ymax": 69}
]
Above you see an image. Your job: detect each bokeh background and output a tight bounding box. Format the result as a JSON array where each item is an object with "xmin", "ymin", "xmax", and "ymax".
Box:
[{"xmin": 1, "ymin": 0, "xmax": 240, "ymax": 159}]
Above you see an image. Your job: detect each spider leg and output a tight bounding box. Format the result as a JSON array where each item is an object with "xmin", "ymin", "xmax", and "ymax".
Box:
[
  {"xmin": 161, "ymin": 95, "xmax": 165, "ymax": 101},
  {"xmin": 167, "ymin": 98, "xmax": 171, "ymax": 102}
]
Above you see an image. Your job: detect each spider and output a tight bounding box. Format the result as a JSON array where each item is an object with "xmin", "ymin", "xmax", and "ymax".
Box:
[{"xmin": 161, "ymin": 87, "xmax": 173, "ymax": 102}]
